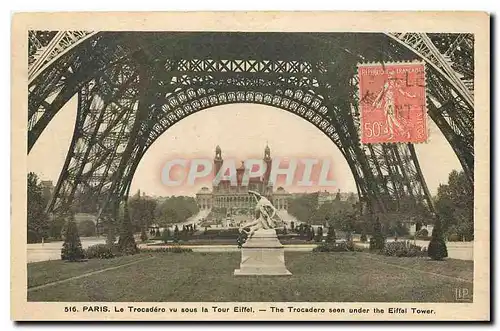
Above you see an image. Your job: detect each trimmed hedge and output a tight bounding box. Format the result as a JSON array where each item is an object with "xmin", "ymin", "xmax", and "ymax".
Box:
[
  {"xmin": 140, "ymin": 246, "xmax": 193, "ymax": 254},
  {"xmin": 381, "ymin": 241, "xmax": 426, "ymax": 257},
  {"xmin": 313, "ymin": 241, "xmax": 358, "ymax": 253},
  {"xmin": 85, "ymin": 244, "xmax": 116, "ymax": 259}
]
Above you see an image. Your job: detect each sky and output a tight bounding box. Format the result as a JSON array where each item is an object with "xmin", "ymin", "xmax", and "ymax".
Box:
[{"xmin": 28, "ymin": 97, "xmax": 461, "ymax": 197}]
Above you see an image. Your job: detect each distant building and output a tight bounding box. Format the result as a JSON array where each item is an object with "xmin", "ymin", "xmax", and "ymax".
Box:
[
  {"xmin": 401, "ymin": 219, "xmax": 434, "ymax": 236},
  {"xmin": 290, "ymin": 190, "xmax": 358, "ymax": 206},
  {"xmin": 318, "ymin": 189, "xmax": 358, "ymax": 205},
  {"xmin": 195, "ymin": 145, "xmax": 291, "ymax": 217},
  {"xmin": 74, "ymin": 213, "xmax": 97, "ymax": 225}
]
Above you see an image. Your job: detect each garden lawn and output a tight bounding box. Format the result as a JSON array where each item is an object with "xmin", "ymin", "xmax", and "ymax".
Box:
[
  {"xmin": 28, "ymin": 252, "xmax": 473, "ymax": 302},
  {"xmin": 27, "ymin": 254, "xmax": 150, "ymax": 288}
]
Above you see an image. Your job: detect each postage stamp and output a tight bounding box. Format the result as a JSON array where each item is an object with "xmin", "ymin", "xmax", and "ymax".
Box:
[
  {"xmin": 10, "ymin": 12, "xmax": 490, "ymax": 322},
  {"xmin": 358, "ymin": 62, "xmax": 428, "ymax": 144}
]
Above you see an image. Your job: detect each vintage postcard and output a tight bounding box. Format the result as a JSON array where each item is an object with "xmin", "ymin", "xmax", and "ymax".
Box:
[{"xmin": 11, "ymin": 12, "xmax": 490, "ymax": 321}]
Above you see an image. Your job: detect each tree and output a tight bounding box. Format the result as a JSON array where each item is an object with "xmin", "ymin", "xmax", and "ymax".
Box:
[
  {"xmin": 61, "ymin": 214, "xmax": 85, "ymax": 261},
  {"xmin": 387, "ymin": 221, "xmax": 409, "ymax": 237},
  {"xmin": 287, "ymin": 193, "xmax": 318, "ymax": 223},
  {"xmin": 360, "ymin": 232, "xmax": 367, "ymax": 243},
  {"xmin": 335, "ymin": 190, "xmax": 341, "ymax": 201},
  {"xmin": 428, "ymin": 216, "xmax": 448, "ymax": 260},
  {"xmin": 27, "ymin": 172, "xmax": 49, "ymax": 243},
  {"xmin": 326, "ymin": 226, "xmax": 336, "ymax": 243},
  {"xmin": 118, "ymin": 203, "xmax": 138, "ymax": 255},
  {"xmin": 48, "ymin": 214, "xmax": 66, "ymax": 240},
  {"xmin": 161, "ymin": 228, "xmax": 170, "ymax": 244},
  {"xmin": 315, "ymin": 226, "xmax": 323, "ymax": 242},
  {"xmin": 311, "ymin": 202, "xmax": 333, "ymax": 225},
  {"xmin": 78, "ymin": 220, "xmax": 96, "ymax": 237},
  {"xmin": 308, "ymin": 226, "xmax": 315, "ymax": 241},
  {"xmin": 140, "ymin": 227, "xmax": 148, "ymax": 242},
  {"xmin": 155, "ymin": 196, "xmax": 199, "ymax": 226},
  {"xmin": 129, "ymin": 191, "xmax": 158, "ymax": 233},
  {"xmin": 347, "ymin": 192, "xmax": 357, "ymax": 205},
  {"xmin": 435, "ymin": 170, "xmax": 473, "ymax": 241},
  {"xmin": 173, "ymin": 225, "xmax": 180, "ymax": 242},
  {"xmin": 370, "ymin": 217, "xmax": 385, "ymax": 250}
]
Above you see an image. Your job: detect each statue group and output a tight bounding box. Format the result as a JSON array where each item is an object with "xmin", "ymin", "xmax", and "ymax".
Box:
[
  {"xmin": 235, "ymin": 190, "xmax": 292, "ymax": 276},
  {"xmin": 239, "ymin": 190, "xmax": 282, "ymax": 238}
]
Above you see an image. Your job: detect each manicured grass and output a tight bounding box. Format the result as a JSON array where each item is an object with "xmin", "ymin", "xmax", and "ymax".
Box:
[
  {"xmin": 362, "ymin": 254, "xmax": 473, "ymax": 282},
  {"xmin": 27, "ymin": 254, "xmax": 150, "ymax": 288},
  {"xmin": 27, "ymin": 252, "xmax": 473, "ymax": 302}
]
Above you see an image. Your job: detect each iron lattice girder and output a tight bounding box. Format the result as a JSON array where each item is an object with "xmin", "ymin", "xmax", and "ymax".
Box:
[
  {"xmin": 28, "ymin": 33, "xmax": 144, "ymax": 152},
  {"xmin": 28, "ymin": 32, "xmax": 474, "ymax": 218},
  {"xmin": 49, "ymin": 61, "xmax": 142, "ymax": 214},
  {"xmin": 167, "ymin": 58, "xmax": 317, "ymax": 74},
  {"xmin": 387, "ymin": 32, "xmax": 473, "ymax": 105},
  {"xmin": 28, "ymin": 31, "xmax": 96, "ymax": 83}
]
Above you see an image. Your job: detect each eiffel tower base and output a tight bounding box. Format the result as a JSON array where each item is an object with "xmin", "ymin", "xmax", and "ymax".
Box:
[{"xmin": 234, "ymin": 229, "xmax": 292, "ymax": 276}]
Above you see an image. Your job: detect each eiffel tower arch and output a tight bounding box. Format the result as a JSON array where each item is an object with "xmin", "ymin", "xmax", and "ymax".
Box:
[{"xmin": 27, "ymin": 32, "xmax": 474, "ymax": 226}]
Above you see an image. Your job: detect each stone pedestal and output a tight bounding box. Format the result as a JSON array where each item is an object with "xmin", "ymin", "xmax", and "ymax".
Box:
[{"xmin": 234, "ymin": 229, "xmax": 292, "ymax": 276}]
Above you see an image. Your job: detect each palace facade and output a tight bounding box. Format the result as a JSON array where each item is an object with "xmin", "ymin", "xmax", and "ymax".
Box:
[{"xmin": 195, "ymin": 145, "xmax": 291, "ymax": 216}]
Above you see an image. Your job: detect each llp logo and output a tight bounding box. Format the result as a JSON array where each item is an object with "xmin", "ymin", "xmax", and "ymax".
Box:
[{"xmin": 454, "ymin": 288, "xmax": 471, "ymax": 301}]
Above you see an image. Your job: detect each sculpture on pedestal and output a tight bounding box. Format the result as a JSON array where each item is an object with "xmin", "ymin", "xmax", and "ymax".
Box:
[{"xmin": 234, "ymin": 190, "xmax": 292, "ymax": 276}]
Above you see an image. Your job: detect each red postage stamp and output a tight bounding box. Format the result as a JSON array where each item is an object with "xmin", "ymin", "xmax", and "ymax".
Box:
[{"xmin": 358, "ymin": 62, "xmax": 428, "ymax": 144}]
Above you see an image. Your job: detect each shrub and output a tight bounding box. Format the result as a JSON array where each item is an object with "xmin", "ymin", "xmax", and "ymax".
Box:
[
  {"xmin": 381, "ymin": 241, "xmax": 425, "ymax": 257},
  {"xmin": 447, "ymin": 233, "xmax": 461, "ymax": 242},
  {"xmin": 118, "ymin": 204, "xmax": 138, "ymax": 255},
  {"xmin": 61, "ymin": 215, "xmax": 85, "ymax": 261},
  {"xmin": 326, "ymin": 227, "xmax": 336, "ymax": 243},
  {"xmin": 140, "ymin": 246, "xmax": 193, "ymax": 254},
  {"xmin": 313, "ymin": 241, "xmax": 354, "ymax": 252},
  {"xmin": 85, "ymin": 244, "xmax": 116, "ymax": 259},
  {"xmin": 416, "ymin": 228, "xmax": 428, "ymax": 238},
  {"xmin": 428, "ymin": 218, "xmax": 448, "ymax": 260},
  {"xmin": 360, "ymin": 232, "xmax": 367, "ymax": 243}
]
